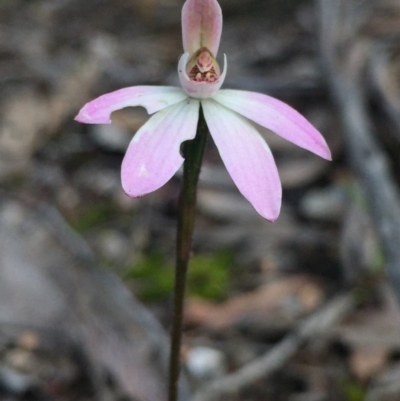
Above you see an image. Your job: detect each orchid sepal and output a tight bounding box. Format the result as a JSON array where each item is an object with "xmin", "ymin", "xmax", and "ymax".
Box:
[
  {"xmin": 212, "ymin": 89, "xmax": 332, "ymax": 160},
  {"xmin": 202, "ymin": 99, "xmax": 282, "ymax": 221},
  {"xmin": 182, "ymin": 0, "xmax": 222, "ymax": 57},
  {"xmin": 121, "ymin": 99, "xmax": 200, "ymax": 198},
  {"xmin": 74, "ymin": 86, "xmax": 187, "ymax": 124}
]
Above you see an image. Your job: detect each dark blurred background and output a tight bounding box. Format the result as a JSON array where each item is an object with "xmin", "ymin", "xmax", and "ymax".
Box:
[{"xmin": 1, "ymin": 0, "xmax": 400, "ymax": 400}]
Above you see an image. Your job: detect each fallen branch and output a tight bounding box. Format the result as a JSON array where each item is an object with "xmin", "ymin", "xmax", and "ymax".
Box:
[
  {"xmin": 318, "ymin": 0, "xmax": 400, "ymax": 301},
  {"xmin": 0, "ymin": 195, "xmax": 191, "ymax": 401},
  {"xmin": 192, "ymin": 293, "xmax": 355, "ymax": 401}
]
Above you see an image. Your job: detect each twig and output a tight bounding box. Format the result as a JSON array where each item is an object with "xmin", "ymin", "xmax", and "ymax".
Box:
[
  {"xmin": 192, "ymin": 293, "xmax": 355, "ymax": 401},
  {"xmin": 369, "ymin": 39, "xmax": 400, "ymax": 138},
  {"xmin": 318, "ymin": 0, "xmax": 400, "ymax": 301}
]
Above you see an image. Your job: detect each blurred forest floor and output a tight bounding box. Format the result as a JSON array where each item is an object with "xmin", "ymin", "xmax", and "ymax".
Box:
[{"xmin": 1, "ymin": 0, "xmax": 400, "ymax": 400}]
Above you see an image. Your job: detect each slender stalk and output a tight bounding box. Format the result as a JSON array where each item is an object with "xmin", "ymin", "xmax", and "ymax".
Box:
[{"xmin": 168, "ymin": 106, "xmax": 208, "ymax": 401}]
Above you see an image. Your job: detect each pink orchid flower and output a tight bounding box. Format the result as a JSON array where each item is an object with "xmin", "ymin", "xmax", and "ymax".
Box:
[{"xmin": 75, "ymin": 0, "xmax": 331, "ymax": 221}]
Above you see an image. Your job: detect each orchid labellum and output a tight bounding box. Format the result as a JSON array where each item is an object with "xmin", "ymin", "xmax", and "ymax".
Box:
[{"xmin": 75, "ymin": 0, "xmax": 331, "ymax": 221}]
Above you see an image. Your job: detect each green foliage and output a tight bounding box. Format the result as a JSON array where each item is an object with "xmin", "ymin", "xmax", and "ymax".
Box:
[
  {"xmin": 343, "ymin": 181, "xmax": 367, "ymax": 211},
  {"xmin": 344, "ymin": 181, "xmax": 386, "ymax": 274},
  {"xmin": 126, "ymin": 250, "xmax": 232, "ymax": 302},
  {"xmin": 187, "ymin": 251, "xmax": 231, "ymax": 301},
  {"xmin": 126, "ymin": 253, "xmax": 175, "ymax": 302},
  {"xmin": 72, "ymin": 201, "xmax": 117, "ymax": 233},
  {"xmin": 342, "ymin": 378, "xmax": 366, "ymax": 401},
  {"xmin": 371, "ymin": 244, "xmax": 385, "ymax": 274}
]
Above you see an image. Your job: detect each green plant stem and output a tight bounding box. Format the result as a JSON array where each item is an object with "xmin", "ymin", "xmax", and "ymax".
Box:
[{"xmin": 168, "ymin": 106, "xmax": 208, "ymax": 401}]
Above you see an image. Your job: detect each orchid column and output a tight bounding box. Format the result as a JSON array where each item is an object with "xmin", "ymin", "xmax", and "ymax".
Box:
[{"xmin": 75, "ymin": 0, "xmax": 331, "ymax": 400}]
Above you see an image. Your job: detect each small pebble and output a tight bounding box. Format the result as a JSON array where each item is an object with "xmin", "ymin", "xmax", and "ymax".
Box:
[{"xmin": 186, "ymin": 346, "xmax": 226, "ymax": 381}]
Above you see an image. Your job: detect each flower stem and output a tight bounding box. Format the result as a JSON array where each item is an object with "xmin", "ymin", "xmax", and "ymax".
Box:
[{"xmin": 168, "ymin": 106, "xmax": 208, "ymax": 401}]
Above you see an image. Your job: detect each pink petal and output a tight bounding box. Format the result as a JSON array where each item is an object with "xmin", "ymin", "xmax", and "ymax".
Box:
[
  {"xmin": 178, "ymin": 53, "xmax": 227, "ymax": 99},
  {"xmin": 122, "ymin": 99, "xmax": 200, "ymax": 197},
  {"xmin": 202, "ymin": 99, "xmax": 282, "ymax": 221},
  {"xmin": 75, "ymin": 86, "xmax": 187, "ymax": 124},
  {"xmin": 182, "ymin": 0, "xmax": 222, "ymax": 56},
  {"xmin": 212, "ymin": 90, "xmax": 332, "ymax": 160}
]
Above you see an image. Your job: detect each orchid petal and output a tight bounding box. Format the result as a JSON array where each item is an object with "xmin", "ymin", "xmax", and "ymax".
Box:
[
  {"xmin": 182, "ymin": 0, "xmax": 222, "ymax": 56},
  {"xmin": 202, "ymin": 99, "xmax": 282, "ymax": 221},
  {"xmin": 75, "ymin": 86, "xmax": 187, "ymax": 124},
  {"xmin": 212, "ymin": 90, "xmax": 331, "ymax": 160},
  {"xmin": 178, "ymin": 53, "xmax": 227, "ymax": 99},
  {"xmin": 121, "ymin": 99, "xmax": 200, "ymax": 198}
]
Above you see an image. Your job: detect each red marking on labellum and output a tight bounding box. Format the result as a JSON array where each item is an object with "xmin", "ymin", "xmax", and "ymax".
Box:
[
  {"xmin": 187, "ymin": 47, "xmax": 220, "ymax": 83},
  {"xmin": 188, "ymin": 65, "xmax": 218, "ymax": 82}
]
